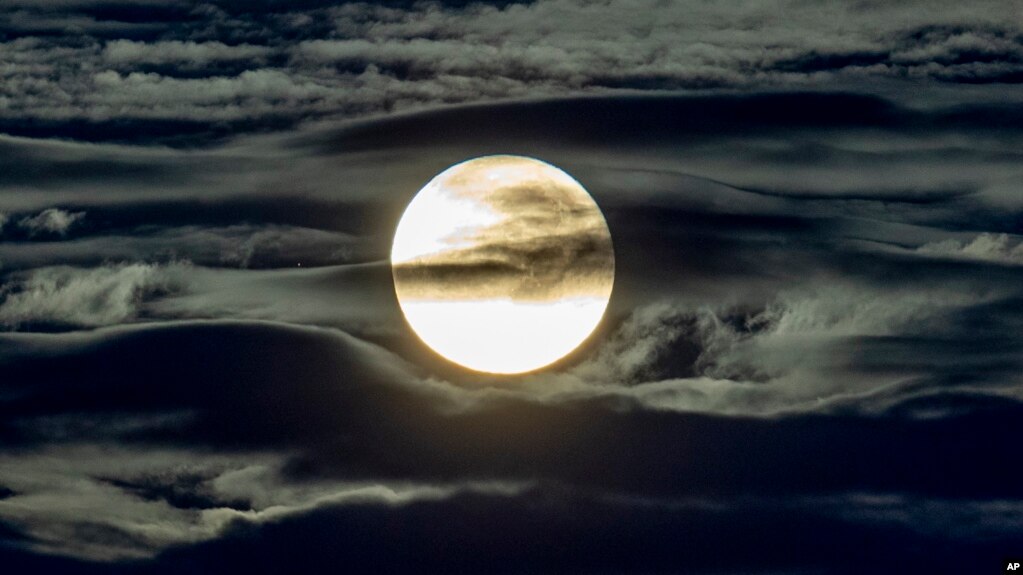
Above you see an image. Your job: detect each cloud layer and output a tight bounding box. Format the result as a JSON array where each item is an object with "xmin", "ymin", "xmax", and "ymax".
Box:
[
  {"xmin": 1, "ymin": 1, "xmax": 1022, "ymax": 571},
  {"xmin": 0, "ymin": 0, "xmax": 1021, "ymax": 142}
]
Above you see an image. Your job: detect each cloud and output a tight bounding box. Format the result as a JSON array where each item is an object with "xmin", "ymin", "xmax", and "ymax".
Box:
[
  {"xmin": 316, "ymin": 0, "xmax": 1023, "ymax": 93},
  {"xmin": 516, "ymin": 277, "xmax": 1015, "ymax": 416},
  {"xmin": 0, "ymin": 480, "xmax": 1015, "ymax": 571},
  {"xmin": 0, "ymin": 262, "xmax": 189, "ymax": 329},
  {"xmin": 0, "ymin": 316, "xmax": 1020, "ymax": 572},
  {"xmin": 1, "ymin": 6, "xmax": 1022, "ymax": 569},
  {"xmin": 917, "ymin": 232, "xmax": 1023, "ymax": 265},
  {"xmin": 146, "ymin": 489, "xmax": 1023, "ymax": 573},
  {"xmin": 83, "ymin": 69, "xmax": 337, "ymax": 122},
  {"xmin": 0, "ymin": 446, "xmax": 252, "ymax": 560},
  {"xmin": 975, "ymin": 179, "xmax": 1023, "ymax": 210},
  {"xmin": 1, "ymin": 0, "xmax": 1022, "ymax": 134},
  {"xmin": 0, "ymin": 223, "xmax": 371, "ymax": 271},
  {"xmin": 16, "ymin": 208, "xmax": 85, "ymax": 237},
  {"xmin": 102, "ymin": 40, "xmax": 271, "ymax": 67},
  {"xmin": 3, "ymin": 92, "xmax": 1022, "ymax": 227},
  {"xmin": 0, "ymin": 444, "xmax": 518, "ymax": 561},
  {"xmin": 147, "ymin": 263, "xmax": 402, "ymax": 337},
  {"xmin": 392, "ymin": 156, "xmax": 614, "ymax": 301}
]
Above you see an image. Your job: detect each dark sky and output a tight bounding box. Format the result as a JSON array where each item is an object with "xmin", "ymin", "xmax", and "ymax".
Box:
[{"xmin": 1, "ymin": 1, "xmax": 1022, "ymax": 573}]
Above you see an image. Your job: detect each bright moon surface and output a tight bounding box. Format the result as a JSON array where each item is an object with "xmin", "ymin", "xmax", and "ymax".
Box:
[{"xmin": 391, "ymin": 155, "xmax": 615, "ymax": 374}]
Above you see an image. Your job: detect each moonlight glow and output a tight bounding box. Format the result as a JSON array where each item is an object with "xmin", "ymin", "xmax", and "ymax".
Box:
[{"xmin": 391, "ymin": 155, "xmax": 615, "ymax": 374}]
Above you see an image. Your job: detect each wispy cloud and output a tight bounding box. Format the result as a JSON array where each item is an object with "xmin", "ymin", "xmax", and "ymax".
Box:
[
  {"xmin": 0, "ymin": 262, "xmax": 189, "ymax": 329},
  {"xmin": 0, "ymin": 444, "xmax": 519, "ymax": 561},
  {"xmin": 16, "ymin": 208, "xmax": 85, "ymax": 237},
  {"xmin": 917, "ymin": 233, "xmax": 1023, "ymax": 265}
]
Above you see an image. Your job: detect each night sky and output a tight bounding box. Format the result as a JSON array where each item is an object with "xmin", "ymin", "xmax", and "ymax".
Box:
[{"xmin": 1, "ymin": 1, "xmax": 1023, "ymax": 573}]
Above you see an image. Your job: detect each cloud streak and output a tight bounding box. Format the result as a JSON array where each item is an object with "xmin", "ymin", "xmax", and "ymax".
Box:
[
  {"xmin": 0, "ymin": 262, "xmax": 189, "ymax": 329},
  {"xmin": 16, "ymin": 208, "xmax": 85, "ymax": 237},
  {"xmin": 0, "ymin": 444, "xmax": 523, "ymax": 561}
]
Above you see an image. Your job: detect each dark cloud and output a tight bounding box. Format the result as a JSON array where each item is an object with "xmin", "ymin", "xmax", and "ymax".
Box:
[
  {"xmin": 102, "ymin": 474, "xmax": 253, "ymax": 512},
  {"xmin": 0, "ymin": 0, "xmax": 1021, "ymax": 142},
  {"xmin": 1, "ymin": 484, "xmax": 1019, "ymax": 573},
  {"xmin": 1, "ymin": 317, "xmax": 1022, "ymax": 564},
  {"xmin": 393, "ymin": 159, "xmax": 614, "ymax": 301},
  {"xmin": 315, "ymin": 92, "xmax": 1023, "ymax": 153},
  {"xmin": 1, "ymin": 321, "xmax": 1020, "ymax": 502},
  {"xmin": 392, "ymin": 224, "xmax": 613, "ymax": 300}
]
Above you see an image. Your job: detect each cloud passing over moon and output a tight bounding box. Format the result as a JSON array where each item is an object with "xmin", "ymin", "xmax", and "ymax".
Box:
[{"xmin": 392, "ymin": 155, "xmax": 614, "ymax": 373}]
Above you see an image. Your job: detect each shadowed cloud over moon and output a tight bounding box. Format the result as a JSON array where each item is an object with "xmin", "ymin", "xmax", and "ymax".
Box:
[{"xmin": 391, "ymin": 155, "xmax": 614, "ymax": 373}]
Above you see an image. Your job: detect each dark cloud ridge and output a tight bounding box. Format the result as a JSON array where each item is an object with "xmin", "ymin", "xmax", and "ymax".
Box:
[{"xmin": 0, "ymin": 321, "xmax": 1020, "ymax": 504}]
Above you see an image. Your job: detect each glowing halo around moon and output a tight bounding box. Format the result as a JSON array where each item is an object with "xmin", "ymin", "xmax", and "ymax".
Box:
[{"xmin": 391, "ymin": 155, "xmax": 615, "ymax": 374}]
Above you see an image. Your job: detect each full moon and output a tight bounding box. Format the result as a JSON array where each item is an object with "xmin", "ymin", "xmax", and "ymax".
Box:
[{"xmin": 391, "ymin": 155, "xmax": 615, "ymax": 374}]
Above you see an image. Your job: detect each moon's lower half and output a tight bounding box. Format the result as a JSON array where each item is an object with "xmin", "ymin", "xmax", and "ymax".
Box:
[{"xmin": 391, "ymin": 155, "xmax": 614, "ymax": 374}]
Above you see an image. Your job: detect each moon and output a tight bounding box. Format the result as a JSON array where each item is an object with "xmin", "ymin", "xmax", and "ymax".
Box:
[{"xmin": 391, "ymin": 155, "xmax": 615, "ymax": 374}]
